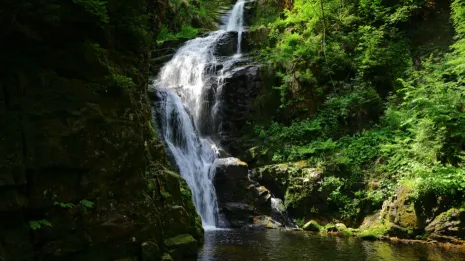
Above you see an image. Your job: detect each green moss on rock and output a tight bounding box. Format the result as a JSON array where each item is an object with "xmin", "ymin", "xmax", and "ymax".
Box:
[
  {"xmin": 165, "ymin": 234, "xmax": 198, "ymax": 259},
  {"xmin": 302, "ymin": 220, "xmax": 321, "ymax": 232},
  {"xmin": 161, "ymin": 253, "xmax": 173, "ymax": 261},
  {"xmin": 425, "ymin": 208, "xmax": 465, "ymax": 238}
]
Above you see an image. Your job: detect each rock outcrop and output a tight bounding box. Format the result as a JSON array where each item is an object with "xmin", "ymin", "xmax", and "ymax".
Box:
[
  {"xmin": 250, "ymin": 162, "xmax": 326, "ymax": 218},
  {"xmin": 358, "ymin": 185, "xmax": 465, "ymax": 241},
  {"xmin": 214, "ymin": 65, "xmax": 279, "ymax": 152},
  {"xmin": 212, "ymin": 157, "xmax": 293, "ymax": 229}
]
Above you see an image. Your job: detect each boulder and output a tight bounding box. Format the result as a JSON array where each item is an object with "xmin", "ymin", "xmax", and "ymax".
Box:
[
  {"xmin": 250, "ymin": 163, "xmax": 322, "ymax": 200},
  {"xmin": 213, "ymin": 157, "xmax": 249, "ymax": 203},
  {"xmin": 425, "ymin": 208, "xmax": 465, "ymax": 239},
  {"xmin": 251, "ymin": 216, "xmax": 282, "ymax": 229},
  {"xmin": 165, "ymin": 234, "xmax": 198, "ymax": 260},
  {"xmin": 380, "ymin": 186, "xmax": 424, "ymax": 231},
  {"xmin": 249, "ymin": 162, "xmax": 326, "ymax": 219},
  {"xmin": 335, "ymin": 223, "xmax": 348, "ymax": 231},
  {"xmin": 302, "ymin": 220, "xmax": 321, "ymax": 232},
  {"xmin": 222, "ymin": 203, "xmax": 255, "ymax": 228},
  {"xmin": 212, "ymin": 157, "xmax": 293, "ymax": 229}
]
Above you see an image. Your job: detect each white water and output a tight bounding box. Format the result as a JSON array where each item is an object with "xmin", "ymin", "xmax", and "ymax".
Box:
[
  {"xmin": 152, "ymin": 1, "xmax": 246, "ymax": 228},
  {"xmin": 225, "ymin": 0, "xmax": 246, "ymax": 55}
]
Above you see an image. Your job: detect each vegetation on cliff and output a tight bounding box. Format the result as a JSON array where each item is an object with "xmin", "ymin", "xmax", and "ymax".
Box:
[
  {"xmin": 156, "ymin": 0, "xmax": 232, "ymax": 43},
  {"xmin": 243, "ymin": 0, "xmax": 465, "ymax": 237}
]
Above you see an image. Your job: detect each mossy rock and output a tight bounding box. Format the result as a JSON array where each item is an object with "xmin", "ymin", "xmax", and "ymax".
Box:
[
  {"xmin": 358, "ymin": 232, "xmax": 378, "ymax": 241},
  {"xmin": 161, "ymin": 253, "xmax": 173, "ymax": 261},
  {"xmin": 381, "ymin": 185, "xmax": 425, "ymax": 231},
  {"xmin": 335, "ymin": 223, "xmax": 347, "ymax": 231},
  {"xmin": 425, "ymin": 208, "xmax": 465, "ymax": 238},
  {"xmin": 302, "ymin": 220, "xmax": 321, "ymax": 232},
  {"xmin": 165, "ymin": 234, "xmax": 198, "ymax": 259},
  {"xmin": 357, "ymin": 221, "xmax": 391, "ymax": 240},
  {"xmin": 324, "ymin": 224, "xmax": 338, "ymax": 232}
]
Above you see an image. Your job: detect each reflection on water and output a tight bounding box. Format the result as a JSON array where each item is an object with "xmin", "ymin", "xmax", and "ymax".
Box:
[{"xmin": 193, "ymin": 229, "xmax": 465, "ymax": 261}]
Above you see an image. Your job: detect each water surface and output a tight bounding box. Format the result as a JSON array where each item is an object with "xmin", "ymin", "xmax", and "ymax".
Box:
[{"xmin": 195, "ymin": 230, "xmax": 465, "ymax": 261}]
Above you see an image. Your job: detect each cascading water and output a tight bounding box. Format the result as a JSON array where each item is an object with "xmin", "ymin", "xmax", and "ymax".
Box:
[
  {"xmin": 151, "ymin": 0, "xmax": 245, "ymax": 229},
  {"xmin": 225, "ymin": 0, "xmax": 246, "ymax": 55}
]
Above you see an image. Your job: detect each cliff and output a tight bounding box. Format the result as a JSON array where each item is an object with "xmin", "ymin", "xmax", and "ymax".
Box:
[{"xmin": 0, "ymin": 1, "xmax": 202, "ymax": 260}]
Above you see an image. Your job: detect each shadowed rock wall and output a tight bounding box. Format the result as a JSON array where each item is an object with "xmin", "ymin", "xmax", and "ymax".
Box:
[{"xmin": 0, "ymin": 1, "xmax": 202, "ymax": 260}]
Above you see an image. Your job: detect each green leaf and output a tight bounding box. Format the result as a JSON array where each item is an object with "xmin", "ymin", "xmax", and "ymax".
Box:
[
  {"xmin": 29, "ymin": 221, "xmax": 41, "ymax": 230},
  {"xmin": 80, "ymin": 199, "xmax": 95, "ymax": 208}
]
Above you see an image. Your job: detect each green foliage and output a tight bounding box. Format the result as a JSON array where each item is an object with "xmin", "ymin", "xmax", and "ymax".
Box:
[
  {"xmin": 249, "ymin": 0, "xmax": 465, "ymax": 221},
  {"xmin": 157, "ymin": 25, "xmax": 200, "ymax": 44},
  {"xmin": 157, "ymin": 0, "xmax": 230, "ymax": 44},
  {"xmin": 54, "ymin": 202, "xmax": 75, "ymax": 208},
  {"xmin": 110, "ymin": 73, "xmax": 135, "ymax": 89},
  {"xmin": 29, "ymin": 219, "xmax": 52, "ymax": 230},
  {"xmin": 72, "ymin": 0, "xmax": 109, "ymax": 24},
  {"xmin": 80, "ymin": 199, "xmax": 95, "ymax": 208}
]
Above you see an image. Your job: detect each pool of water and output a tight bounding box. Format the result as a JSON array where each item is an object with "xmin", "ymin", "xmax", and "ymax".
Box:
[{"xmin": 194, "ymin": 229, "xmax": 465, "ymax": 261}]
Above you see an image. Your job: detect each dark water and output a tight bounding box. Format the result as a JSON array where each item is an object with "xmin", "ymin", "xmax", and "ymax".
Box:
[{"xmin": 195, "ymin": 229, "xmax": 465, "ymax": 261}]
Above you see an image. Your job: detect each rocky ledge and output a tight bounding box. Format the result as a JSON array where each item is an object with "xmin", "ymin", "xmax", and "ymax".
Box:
[{"xmin": 212, "ymin": 157, "xmax": 294, "ymax": 229}]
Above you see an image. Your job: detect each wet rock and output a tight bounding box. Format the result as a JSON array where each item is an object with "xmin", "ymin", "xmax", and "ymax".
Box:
[
  {"xmin": 303, "ymin": 220, "xmax": 321, "ymax": 232},
  {"xmin": 213, "ymin": 157, "xmax": 293, "ymax": 228},
  {"xmin": 165, "ymin": 234, "xmax": 198, "ymax": 260},
  {"xmin": 214, "ymin": 65, "xmax": 265, "ymax": 148},
  {"xmin": 251, "ymin": 216, "xmax": 283, "ymax": 229},
  {"xmin": 250, "ymin": 163, "xmax": 322, "ymax": 200},
  {"xmin": 213, "ymin": 157, "xmax": 249, "ymax": 204},
  {"xmin": 270, "ymin": 198, "xmax": 294, "ymax": 227},
  {"xmin": 249, "ymin": 162, "xmax": 326, "ymax": 219},
  {"xmin": 214, "ymin": 32, "xmax": 239, "ymax": 57},
  {"xmin": 254, "ymin": 186, "xmax": 272, "ymax": 212},
  {"xmin": 213, "ymin": 157, "xmax": 253, "ymax": 227},
  {"xmin": 223, "ymin": 202, "xmax": 255, "ymax": 227}
]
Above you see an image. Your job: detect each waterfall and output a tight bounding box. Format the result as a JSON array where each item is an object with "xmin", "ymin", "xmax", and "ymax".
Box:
[
  {"xmin": 225, "ymin": 0, "xmax": 246, "ymax": 55},
  {"xmin": 151, "ymin": 0, "xmax": 246, "ymax": 229}
]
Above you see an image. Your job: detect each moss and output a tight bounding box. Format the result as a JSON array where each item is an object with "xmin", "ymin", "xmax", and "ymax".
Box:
[
  {"xmin": 165, "ymin": 234, "xmax": 198, "ymax": 259},
  {"xmin": 324, "ymin": 224, "xmax": 338, "ymax": 232},
  {"xmin": 165, "ymin": 234, "xmax": 196, "ymax": 246},
  {"xmin": 358, "ymin": 222, "xmax": 392, "ymax": 240},
  {"xmin": 302, "ymin": 220, "xmax": 321, "ymax": 232},
  {"xmin": 161, "ymin": 253, "xmax": 173, "ymax": 261},
  {"xmin": 339, "ymin": 230, "xmax": 354, "ymax": 237}
]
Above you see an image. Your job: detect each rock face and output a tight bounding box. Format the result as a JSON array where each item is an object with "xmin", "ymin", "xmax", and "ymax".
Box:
[
  {"xmin": 250, "ymin": 162, "xmax": 326, "ymax": 218},
  {"xmin": 0, "ymin": 1, "xmax": 203, "ymax": 260},
  {"xmin": 212, "ymin": 157, "xmax": 293, "ymax": 228},
  {"xmin": 215, "ymin": 65, "xmax": 279, "ymax": 152},
  {"xmin": 425, "ymin": 208, "xmax": 465, "ymax": 239},
  {"xmin": 359, "ymin": 185, "xmax": 465, "ymax": 241}
]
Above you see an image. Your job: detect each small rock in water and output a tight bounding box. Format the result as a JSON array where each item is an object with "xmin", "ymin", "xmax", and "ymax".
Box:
[{"xmin": 302, "ymin": 220, "xmax": 321, "ymax": 232}]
